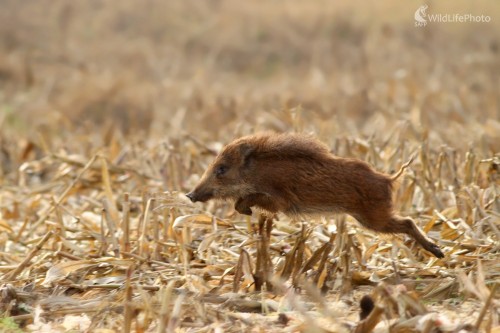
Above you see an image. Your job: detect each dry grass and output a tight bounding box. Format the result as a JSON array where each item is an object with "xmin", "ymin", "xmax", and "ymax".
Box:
[{"xmin": 0, "ymin": 0, "xmax": 499, "ymax": 332}]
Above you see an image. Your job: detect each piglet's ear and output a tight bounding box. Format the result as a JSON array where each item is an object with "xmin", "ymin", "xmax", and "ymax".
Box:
[{"xmin": 239, "ymin": 143, "xmax": 254, "ymax": 166}]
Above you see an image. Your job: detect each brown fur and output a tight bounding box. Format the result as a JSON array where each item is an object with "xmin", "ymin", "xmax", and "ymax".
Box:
[{"xmin": 186, "ymin": 133, "xmax": 444, "ymax": 258}]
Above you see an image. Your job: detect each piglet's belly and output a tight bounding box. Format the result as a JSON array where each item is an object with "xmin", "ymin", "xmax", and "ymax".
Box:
[{"xmin": 283, "ymin": 202, "xmax": 350, "ymax": 217}]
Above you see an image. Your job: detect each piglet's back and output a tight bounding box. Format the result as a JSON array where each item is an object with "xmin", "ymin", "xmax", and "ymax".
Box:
[{"xmin": 234, "ymin": 133, "xmax": 332, "ymax": 160}]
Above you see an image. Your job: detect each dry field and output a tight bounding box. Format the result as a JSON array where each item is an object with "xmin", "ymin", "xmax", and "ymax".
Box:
[{"xmin": 0, "ymin": 0, "xmax": 499, "ymax": 332}]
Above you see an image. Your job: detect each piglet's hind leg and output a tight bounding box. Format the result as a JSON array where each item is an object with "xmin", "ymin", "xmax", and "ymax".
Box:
[{"xmin": 385, "ymin": 216, "xmax": 444, "ymax": 258}]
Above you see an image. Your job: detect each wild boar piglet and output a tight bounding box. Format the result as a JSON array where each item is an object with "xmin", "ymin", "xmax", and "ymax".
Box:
[{"xmin": 186, "ymin": 133, "xmax": 444, "ymax": 258}]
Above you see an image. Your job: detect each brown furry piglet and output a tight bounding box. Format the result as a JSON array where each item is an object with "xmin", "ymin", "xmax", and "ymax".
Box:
[{"xmin": 186, "ymin": 133, "xmax": 444, "ymax": 258}]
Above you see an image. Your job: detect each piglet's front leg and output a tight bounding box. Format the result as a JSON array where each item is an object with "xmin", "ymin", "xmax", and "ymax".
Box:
[
  {"xmin": 235, "ymin": 197, "xmax": 253, "ymax": 215},
  {"xmin": 235, "ymin": 193, "xmax": 284, "ymax": 216}
]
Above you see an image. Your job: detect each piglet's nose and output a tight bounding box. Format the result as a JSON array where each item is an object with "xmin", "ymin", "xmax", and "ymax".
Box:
[{"xmin": 186, "ymin": 192, "xmax": 195, "ymax": 202}]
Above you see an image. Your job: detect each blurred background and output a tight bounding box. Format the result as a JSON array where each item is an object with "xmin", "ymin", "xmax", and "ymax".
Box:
[
  {"xmin": 0, "ymin": 0, "xmax": 499, "ymax": 175},
  {"xmin": 0, "ymin": 2, "xmax": 498, "ymax": 330}
]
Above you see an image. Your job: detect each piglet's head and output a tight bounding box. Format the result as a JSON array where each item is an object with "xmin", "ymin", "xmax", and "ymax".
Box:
[{"xmin": 186, "ymin": 141, "xmax": 254, "ymax": 203}]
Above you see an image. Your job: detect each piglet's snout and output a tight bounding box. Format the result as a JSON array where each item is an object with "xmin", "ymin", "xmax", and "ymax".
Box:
[
  {"xmin": 185, "ymin": 189, "xmax": 213, "ymax": 203},
  {"xmin": 185, "ymin": 192, "xmax": 196, "ymax": 202}
]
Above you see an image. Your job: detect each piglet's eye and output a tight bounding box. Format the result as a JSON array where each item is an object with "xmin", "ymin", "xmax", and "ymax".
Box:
[{"xmin": 215, "ymin": 165, "xmax": 228, "ymax": 177}]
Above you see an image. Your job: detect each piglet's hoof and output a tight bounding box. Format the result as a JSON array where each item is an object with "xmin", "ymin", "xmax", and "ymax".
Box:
[{"xmin": 426, "ymin": 243, "xmax": 445, "ymax": 258}]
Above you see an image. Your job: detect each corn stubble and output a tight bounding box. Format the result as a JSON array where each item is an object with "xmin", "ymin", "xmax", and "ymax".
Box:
[{"xmin": 0, "ymin": 0, "xmax": 499, "ymax": 332}]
